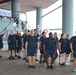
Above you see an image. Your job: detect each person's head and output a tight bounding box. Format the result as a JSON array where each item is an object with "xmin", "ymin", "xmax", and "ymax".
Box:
[
  {"xmin": 54, "ymin": 32, "xmax": 57, "ymax": 38},
  {"xmin": 42, "ymin": 31, "xmax": 46, "ymax": 37},
  {"xmin": 26, "ymin": 30, "xmax": 30, "ymax": 36},
  {"xmin": 61, "ymin": 33, "xmax": 66, "ymax": 39},
  {"xmin": 49, "ymin": 32, "xmax": 53, "ymax": 38},
  {"xmin": 34, "ymin": 29, "xmax": 38, "ymax": 34},
  {"xmin": 16, "ymin": 31, "xmax": 18, "ymax": 35},
  {"xmin": 10, "ymin": 31, "xmax": 14, "ymax": 35},
  {"xmin": 18, "ymin": 32, "xmax": 21, "ymax": 36},
  {"xmin": 31, "ymin": 30, "xmax": 35, "ymax": 36},
  {"xmin": 67, "ymin": 34, "xmax": 70, "ymax": 39}
]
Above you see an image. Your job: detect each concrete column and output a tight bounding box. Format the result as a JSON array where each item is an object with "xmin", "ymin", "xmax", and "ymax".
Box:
[
  {"xmin": 36, "ymin": 7, "xmax": 43, "ymax": 35},
  {"xmin": 62, "ymin": 0, "xmax": 73, "ymax": 36},
  {"xmin": 11, "ymin": 0, "xmax": 20, "ymax": 18}
]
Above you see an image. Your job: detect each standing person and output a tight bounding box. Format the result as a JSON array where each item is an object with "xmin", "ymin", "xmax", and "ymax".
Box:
[
  {"xmin": 22, "ymin": 30, "xmax": 30, "ymax": 62},
  {"xmin": 8, "ymin": 31, "xmax": 16, "ymax": 60},
  {"xmin": 70, "ymin": 32, "xmax": 76, "ymax": 72},
  {"xmin": 34, "ymin": 29, "xmax": 40, "ymax": 61},
  {"xmin": 22, "ymin": 31, "xmax": 27, "ymax": 60},
  {"xmin": 59, "ymin": 33, "xmax": 67, "ymax": 66},
  {"xmin": 39, "ymin": 31, "xmax": 46, "ymax": 63},
  {"xmin": 22, "ymin": 30, "xmax": 30, "ymax": 61},
  {"xmin": 43, "ymin": 32, "xmax": 57, "ymax": 69},
  {"xmin": 25, "ymin": 30, "xmax": 39, "ymax": 69},
  {"xmin": 14, "ymin": 31, "xmax": 18, "ymax": 57},
  {"xmin": 0, "ymin": 33, "xmax": 5, "ymax": 58},
  {"xmin": 16, "ymin": 32, "xmax": 22, "ymax": 59},
  {"xmin": 51, "ymin": 32, "xmax": 58, "ymax": 64},
  {"xmin": 65, "ymin": 34, "xmax": 71, "ymax": 65}
]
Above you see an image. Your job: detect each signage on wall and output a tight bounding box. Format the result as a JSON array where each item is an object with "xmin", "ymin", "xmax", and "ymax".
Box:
[{"xmin": 0, "ymin": 9, "xmax": 11, "ymax": 17}]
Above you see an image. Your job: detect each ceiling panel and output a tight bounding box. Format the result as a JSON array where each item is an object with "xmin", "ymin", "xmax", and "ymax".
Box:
[{"xmin": 0, "ymin": 0, "xmax": 58, "ymax": 12}]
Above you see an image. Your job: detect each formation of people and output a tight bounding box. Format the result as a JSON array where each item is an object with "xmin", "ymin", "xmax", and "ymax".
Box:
[{"xmin": 0, "ymin": 29, "xmax": 76, "ymax": 72}]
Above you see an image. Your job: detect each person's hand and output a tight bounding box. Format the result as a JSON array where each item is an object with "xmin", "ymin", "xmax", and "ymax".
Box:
[{"xmin": 71, "ymin": 50, "xmax": 74, "ymax": 54}]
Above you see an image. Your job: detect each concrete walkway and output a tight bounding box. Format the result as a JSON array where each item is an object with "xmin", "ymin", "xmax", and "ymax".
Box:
[{"xmin": 0, "ymin": 52, "xmax": 76, "ymax": 75}]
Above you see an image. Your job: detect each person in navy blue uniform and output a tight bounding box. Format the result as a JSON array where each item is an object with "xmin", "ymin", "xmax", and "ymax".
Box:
[
  {"xmin": 59, "ymin": 33, "xmax": 67, "ymax": 66},
  {"xmin": 8, "ymin": 31, "xmax": 16, "ymax": 60},
  {"xmin": 70, "ymin": 32, "xmax": 76, "ymax": 72},
  {"xmin": 51, "ymin": 32, "xmax": 58, "ymax": 64},
  {"xmin": 43, "ymin": 32, "xmax": 57, "ymax": 69},
  {"xmin": 39, "ymin": 31, "xmax": 46, "ymax": 63},
  {"xmin": 14, "ymin": 31, "xmax": 18, "ymax": 57},
  {"xmin": 22, "ymin": 30, "xmax": 30, "ymax": 61},
  {"xmin": 25, "ymin": 30, "xmax": 39, "ymax": 69},
  {"xmin": 65, "ymin": 34, "xmax": 71, "ymax": 65},
  {"xmin": 34, "ymin": 29, "xmax": 40, "ymax": 61},
  {"xmin": 22, "ymin": 32, "xmax": 26, "ymax": 60},
  {"xmin": 0, "ymin": 33, "xmax": 5, "ymax": 58},
  {"xmin": 66, "ymin": 34, "xmax": 71, "ymax": 54},
  {"xmin": 16, "ymin": 32, "xmax": 22, "ymax": 59}
]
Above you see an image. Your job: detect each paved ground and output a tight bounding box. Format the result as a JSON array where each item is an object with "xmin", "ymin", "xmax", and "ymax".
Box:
[{"xmin": 0, "ymin": 52, "xmax": 76, "ymax": 75}]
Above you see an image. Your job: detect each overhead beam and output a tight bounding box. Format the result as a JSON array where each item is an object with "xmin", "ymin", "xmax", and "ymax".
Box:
[
  {"xmin": 42, "ymin": 5, "xmax": 62, "ymax": 18},
  {"xmin": 0, "ymin": 0, "xmax": 12, "ymax": 4}
]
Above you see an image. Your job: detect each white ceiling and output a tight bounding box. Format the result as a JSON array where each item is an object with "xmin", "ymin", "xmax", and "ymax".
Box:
[{"xmin": 0, "ymin": 0, "xmax": 58, "ymax": 12}]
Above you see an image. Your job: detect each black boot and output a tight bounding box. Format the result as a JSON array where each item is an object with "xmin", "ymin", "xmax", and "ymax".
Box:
[
  {"xmin": 50, "ymin": 65, "xmax": 54, "ymax": 69},
  {"xmin": 0, "ymin": 55, "xmax": 2, "ymax": 58},
  {"xmin": 9, "ymin": 56, "xmax": 12, "ymax": 60}
]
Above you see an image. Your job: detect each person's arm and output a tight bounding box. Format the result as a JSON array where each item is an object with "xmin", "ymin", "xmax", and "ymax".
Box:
[
  {"xmin": 37, "ymin": 42, "xmax": 40, "ymax": 50},
  {"xmin": 58, "ymin": 42, "xmax": 61, "ymax": 52},
  {"xmin": 22, "ymin": 38, "xmax": 24, "ymax": 46},
  {"xmin": 39, "ymin": 38, "xmax": 42, "ymax": 50},
  {"xmin": 58, "ymin": 39, "xmax": 62, "ymax": 52},
  {"xmin": 70, "ymin": 37, "xmax": 74, "ymax": 54},
  {"xmin": 54, "ymin": 43, "xmax": 58, "ymax": 53},
  {"xmin": 70, "ymin": 43, "xmax": 74, "ymax": 54},
  {"xmin": 43, "ymin": 45, "xmax": 45, "ymax": 54},
  {"xmin": 22, "ymin": 34, "xmax": 25, "ymax": 46},
  {"xmin": 43, "ymin": 39, "xmax": 46, "ymax": 54},
  {"xmin": 16, "ymin": 39, "xmax": 18, "ymax": 47},
  {"xmin": 56, "ymin": 42, "xmax": 59, "ymax": 50},
  {"xmin": 54, "ymin": 39, "xmax": 58, "ymax": 51},
  {"xmin": 25, "ymin": 42, "xmax": 28, "ymax": 50}
]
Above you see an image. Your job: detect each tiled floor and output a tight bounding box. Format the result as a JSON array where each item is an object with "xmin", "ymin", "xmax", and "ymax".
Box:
[{"xmin": 0, "ymin": 52, "xmax": 76, "ymax": 75}]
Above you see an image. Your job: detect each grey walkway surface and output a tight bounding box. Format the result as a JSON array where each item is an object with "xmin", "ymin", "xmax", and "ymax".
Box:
[{"xmin": 0, "ymin": 52, "xmax": 76, "ymax": 75}]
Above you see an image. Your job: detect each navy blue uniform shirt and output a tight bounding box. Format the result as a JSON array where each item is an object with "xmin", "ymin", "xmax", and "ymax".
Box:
[
  {"xmin": 70, "ymin": 36, "xmax": 76, "ymax": 49},
  {"xmin": 26, "ymin": 35, "xmax": 38, "ymax": 49},
  {"xmin": 44, "ymin": 37, "xmax": 57, "ymax": 51},
  {"xmin": 66, "ymin": 39, "xmax": 71, "ymax": 50},
  {"xmin": 59, "ymin": 38, "xmax": 67, "ymax": 51},
  {"xmin": 22, "ymin": 34, "xmax": 29, "ymax": 44},
  {"xmin": 16, "ymin": 35, "xmax": 22, "ymax": 45},
  {"xmin": 54, "ymin": 37, "xmax": 58, "ymax": 43},
  {"xmin": 40, "ymin": 36, "xmax": 46, "ymax": 50},
  {"xmin": 8, "ymin": 35, "xmax": 16, "ymax": 44}
]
